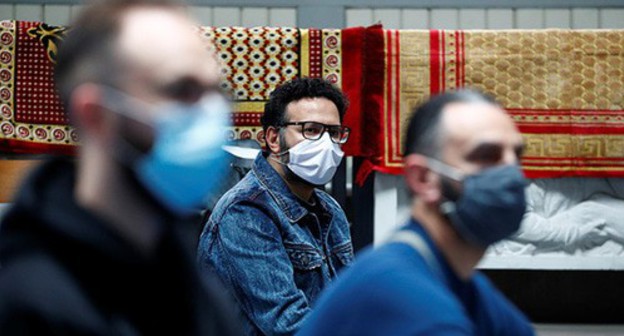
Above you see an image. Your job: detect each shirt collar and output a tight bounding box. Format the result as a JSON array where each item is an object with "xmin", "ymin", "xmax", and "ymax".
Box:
[{"xmin": 252, "ymin": 152, "xmax": 312, "ymax": 223}]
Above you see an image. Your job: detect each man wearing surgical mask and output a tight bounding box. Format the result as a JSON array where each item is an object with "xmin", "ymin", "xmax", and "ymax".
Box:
[
  {"xmin": 298, "ymin": 90, "xmax": 535, "ymax": 335},
  {"xmin": 198, "ymin": 78, "xmax": 354, "ymax": 335},
  {"xmin": 0, "ymin": 0, "xmax": 239, "ymax": 334}
]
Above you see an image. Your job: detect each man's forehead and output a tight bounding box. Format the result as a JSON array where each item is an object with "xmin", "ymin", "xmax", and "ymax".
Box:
[
  {"xmin": 442, "ymin": 101, "xmax": 510, "ymax": 133},
  {"xmin": 286, "ymin": 97, "xmax": 340, "ymax": 120},
  {"xmin": 116, "ymin": 7, "xmax": 218, "ymax": 80},
  {"xmin": 118, "ymin": 7, "xmax": 192, "ymax": 50},
  {"xmin": 441, "ymin": 101, "xmax": 522, "ymax": 147}
]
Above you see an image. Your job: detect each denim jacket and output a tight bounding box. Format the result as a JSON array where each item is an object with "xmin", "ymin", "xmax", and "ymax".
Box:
[{"xmin": 197, "ymin": 153, "xmax": 354, "ymax": 336}]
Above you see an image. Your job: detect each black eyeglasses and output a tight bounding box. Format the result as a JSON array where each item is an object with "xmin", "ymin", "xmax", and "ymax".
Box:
[{"xmin": 280, "ymin": 121, "xmax": 350, "ymax": 144}]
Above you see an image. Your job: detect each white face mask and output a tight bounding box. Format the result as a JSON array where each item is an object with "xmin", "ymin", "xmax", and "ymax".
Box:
[{"xmin": 285, "ymin": 133, "xmax": 344, "ymax": 185}]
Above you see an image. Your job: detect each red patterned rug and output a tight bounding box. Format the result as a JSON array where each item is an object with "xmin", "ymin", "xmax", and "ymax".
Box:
[
  {"xmin": 358, "ymin": 28, "xmax": 624, "ymax": 180},
  {"xmin": 0, "ymin": 21, "xmax": 366, "ymax": 156},
  {"xmin": 2, "ymin": 21, "xmax": 624, "ymax": 180}
]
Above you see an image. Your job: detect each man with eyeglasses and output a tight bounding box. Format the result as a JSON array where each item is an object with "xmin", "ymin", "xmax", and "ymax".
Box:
[{"xmin": 198, "ymin": 78, "xmax": 354, "ymax": 335}]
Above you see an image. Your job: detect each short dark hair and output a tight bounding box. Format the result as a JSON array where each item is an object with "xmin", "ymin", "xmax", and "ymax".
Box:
[
  {"xmin": 54, "ymin": 0, "xmax": 183, "ymax": 111},
  {"xmin": 403, "ymin": 89, "xmax": 498, "ymax": 158},
  {"xmin": 261, "ymin": 78, "xmax": 349, "ymax": 132}
]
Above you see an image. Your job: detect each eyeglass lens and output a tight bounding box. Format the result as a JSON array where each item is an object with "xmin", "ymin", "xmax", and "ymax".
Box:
[{"xmin": 301, "ymin": 122, "xmax": 349, "ymax": 144}]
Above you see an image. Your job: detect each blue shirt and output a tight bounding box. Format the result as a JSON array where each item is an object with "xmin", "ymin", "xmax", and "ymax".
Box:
[
  {"xmin": 297, "ymin": 219, "xmax": 535, "ymax": 336},
  {"xmin": 197, "ymin": 153, "xmax": 353, "ymax": 336}
]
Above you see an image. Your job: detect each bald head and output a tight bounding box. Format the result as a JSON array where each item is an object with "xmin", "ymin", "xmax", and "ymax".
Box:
[
  {"xmin": 405, "ymin": 90, "xmax": 522, "ymax": 162},
  {"xmin": 55, "ymin": 0, "xmax": 220, "ymax": 110},
  {"xmin": 116, "ymin": 7, "xmax": 220, "ymax": 103},
  {"xmin": 404, "ymin": 89, "xmax": 524, "ymax": 174},
  {"xmin": 439, "ymin": 101, "xmax": 523, "ymax": 174}
]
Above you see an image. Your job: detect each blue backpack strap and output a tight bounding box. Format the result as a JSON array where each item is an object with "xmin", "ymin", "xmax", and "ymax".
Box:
[{"xmin": 386, "ymin": 230, "xmax": 444, "ymax": 280}]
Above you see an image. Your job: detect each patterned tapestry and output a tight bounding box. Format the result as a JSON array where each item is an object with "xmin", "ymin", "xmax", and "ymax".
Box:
[
  {"xmin": 365, "ymin": 28, "xmax": 624, "ymax": 179},
  {"xmin": 2, "ymin": 20, "xmax": 624, "ymax": 179},
  {"xmin": 0, "ymin": 21, "xmax": 367, "ymax": 156},
  {"xmin": 0, "ymin": 21, "xmax": 74, "ymax": 154}
]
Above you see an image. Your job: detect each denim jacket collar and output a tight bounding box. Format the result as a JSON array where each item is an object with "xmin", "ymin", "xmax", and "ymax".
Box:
[{"xmin": 253, "ymin": 152, "xmax": 333, "ymax": 223}]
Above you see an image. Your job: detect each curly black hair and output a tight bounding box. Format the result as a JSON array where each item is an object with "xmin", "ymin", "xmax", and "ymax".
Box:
[{"xmin": 261, "ymin": 78, "xmax": 349, "ymax": 132}]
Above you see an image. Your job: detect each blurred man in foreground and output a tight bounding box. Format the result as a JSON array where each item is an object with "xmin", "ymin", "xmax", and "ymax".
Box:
[
  {"xmin": 298, "ymin": 90, "xmax": 535, "ymax": 335},
  {"xmin": 0, "ymin": 0, "xmax": 238, "ymax": 334}
]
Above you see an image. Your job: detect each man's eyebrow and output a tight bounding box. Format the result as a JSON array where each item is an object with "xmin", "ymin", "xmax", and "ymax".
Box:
[
  {"xmin": 160, "ymin": 77, "xmax": 222, "ymax": 96},
  {"xmin": 464, "ymin": 142, "xmax": 503, "ymax": 161}
]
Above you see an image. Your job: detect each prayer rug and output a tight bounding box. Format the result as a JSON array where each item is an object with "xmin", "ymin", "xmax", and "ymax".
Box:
[
  {"xmin": 362, "ymin": 29, "xmax": 624, "ymax": 179},
  {"xmin": 3, "ymin": 20, "xmax": 624, "ymax": 180},
  {"xmin": 0, "ymin": 21, "xmax": 74, "ymax": 155},
  {"xmin": 0, "ymin": 21, "xmax": 366, "ymax": 156}
]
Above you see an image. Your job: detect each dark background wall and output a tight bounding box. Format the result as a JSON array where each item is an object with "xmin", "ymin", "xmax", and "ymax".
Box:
[{"xmin": 484, "ymin": 270, "xmax": 624, "ymax": 323}]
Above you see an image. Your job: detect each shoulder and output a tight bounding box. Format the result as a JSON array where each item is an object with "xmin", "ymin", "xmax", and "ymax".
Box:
[
  {"xmin": 205, "ymin": 191, "xmax": 283, "ymax": 246},
  {"xmin": 351, "ymin": 245, "xmax": 462, "ymax": 306},
  {"xmin": 302, "ymin": 245, "xmax": 472, "ymax": 335},
  {"xmin": 214, "ymin": 171, "xmax": 266, "ymax": 207},
  {"xmin": 0, "ymin": 252, "xmax": 105, "ymax": 332},
  {"xmin": 315, "ymin": 189, "xmax": 343, "ymax": 212},
  {"xmin": 209, "ymin": 172, "xmax": 273, "ymax": 223},
  {"xmin": 315, "ymin": 190, "xmax": 348, "ymax": 227},
  {"xmin": 325, "ymin": 245, "xmax": 467, "ymax": 315}
]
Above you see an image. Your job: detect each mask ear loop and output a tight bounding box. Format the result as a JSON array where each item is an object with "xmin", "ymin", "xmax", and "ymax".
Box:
[
  {"xmin": 426, "ymin": 157, "xmax": 465, "ymax": 182},
  {"xmin": 268, "ymin": 153, "xmax": 288, "ymax": 166},
  {"xmin": 425, "ymin": 157, "xmax": 465, "ymax": 202},
  {"xmin": 425, "ymin": 157, "xmax": 466, "ymax": 235},
  {"xmin": 97, "ymin": 85, "xmax": 153, "ymax": 169},
  {"xmin": 266, "ymin": 126, "xmax": 289, "ymax": 165},
  {"xmin": 99, "ymin": 85, "xmax": 156, "ymax": 125},
  {"xmin": 273, "ymin": 148, "xmax": 289, "ymax": 157}
]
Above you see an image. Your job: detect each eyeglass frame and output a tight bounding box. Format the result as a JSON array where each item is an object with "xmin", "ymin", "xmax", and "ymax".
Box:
[{"xmin": 278, "ymin": 121, "xmax": 351, "ymax": 144}]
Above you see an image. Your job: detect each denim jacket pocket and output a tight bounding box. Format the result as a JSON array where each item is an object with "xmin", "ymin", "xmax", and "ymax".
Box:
[
  {"xmin": 285, "ymin": 244, "xmax": 323, "ymax": 271},
  {"xmin": 331, "ymin": 242, "xmax": 354, "ymax": 267},
  {"xmin": 285, "ymin": 243, "xmax": 325, "ymax": 302}
]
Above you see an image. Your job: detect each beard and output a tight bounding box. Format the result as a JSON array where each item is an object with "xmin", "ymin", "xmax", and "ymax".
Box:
[
  {"xmin": 439, "ymin": 174, "xmax": 462, "ymax": 202},
  {"xmin": 278, "ymin": 132, "xmax": 318, "ymax": 187},
  {"xmin": 108, "ymin": 133, "xmax": 175, "ymax": 217}
]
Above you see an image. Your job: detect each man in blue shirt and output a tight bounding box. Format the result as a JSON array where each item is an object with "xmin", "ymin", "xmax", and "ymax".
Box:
[
  {"xmin": 298, "ymin": 90, "xmax": 535, "ymax": 335},
  {"xmin": 198, "ymin": 78, "xmax": 354, "ymax": 335}
]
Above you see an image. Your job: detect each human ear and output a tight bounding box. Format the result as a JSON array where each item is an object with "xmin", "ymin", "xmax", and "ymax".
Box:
[
  {"xmin": 265, "ymin": 126, "xmax": 281, "ymax": 154},
  {"xmin": 404, "ymin": 154, "xmax": 442, "ymax": 203},
  {"xmin": 69, "ymin": 83, "xmax": 111, "ymax": 142}
]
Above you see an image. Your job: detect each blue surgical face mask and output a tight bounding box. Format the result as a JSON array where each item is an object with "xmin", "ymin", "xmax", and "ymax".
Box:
[
  {"xmin": 427, "ymin": 158, "xmax": 527, "ymax": 247},
  {"xmin": 103, "ymin": 87, "xmax": 230, "ymax": 216}
]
